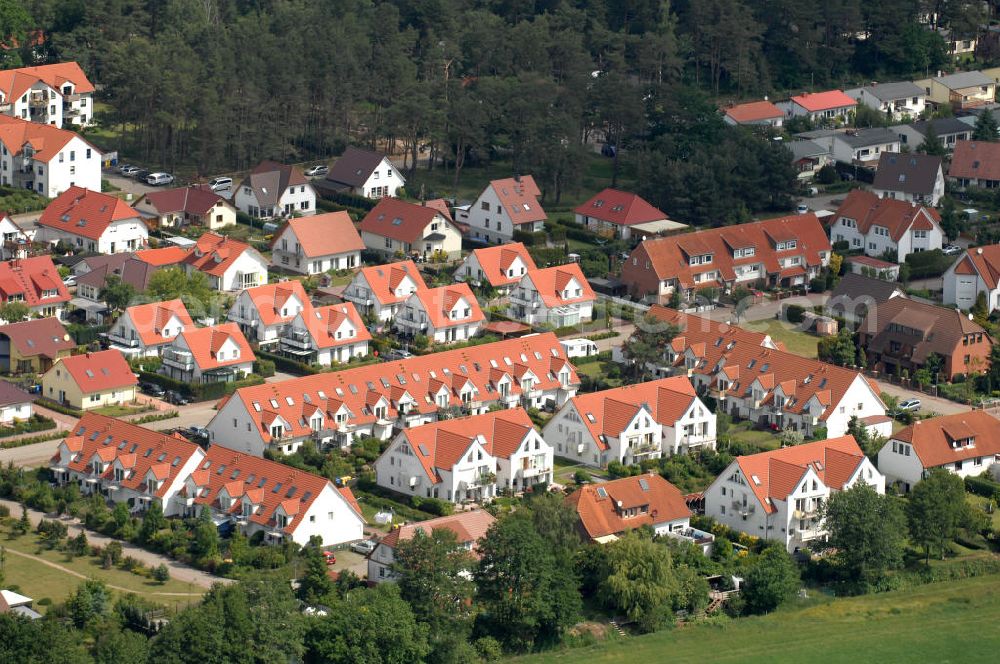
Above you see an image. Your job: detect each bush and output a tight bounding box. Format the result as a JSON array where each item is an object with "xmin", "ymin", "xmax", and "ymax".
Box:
[
  {"xmin": 512, "ymin": 230, "xmax": 548, "ymax": 246},
  {"xmin": 0, "ymin": 414, "xmax": 57, "ymax": 439},
  {"xmin": 152, "ymin": 563, "xmax": 170, "ymax": 583},
  {"xmin": 809, "ymin": 277, "xmax": 826, "ymax": 293},
  {"xmin": 905, "ymin": 249, "xmax": 955, "ymax": 279},
  {"xmin": 574, "ymin": 469, "xmax": 591, "ymax": 485},
  {"xmin": 254, "ymin": 358, "xmax": 276, "ymax": 378},
  {"xmin": 966, "ymin": 475, "xmax": 1000, "ymax": 502},
  {"xmin": 783, "ymin": 303, "xmax": 806, "ymax": 323},
  {"xmin": 65, "ymin": 323, "xmax": 110, "ymax": 346},
  {"xmin": 817, "ymin": 164, "xmax": 838, "ymax": 185},
  {"xmin": 254, "ymin": 350, "xmax": 319, "ymax": 376}
]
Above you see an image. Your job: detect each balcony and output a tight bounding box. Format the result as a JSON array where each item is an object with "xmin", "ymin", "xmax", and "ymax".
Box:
[
  {"xmin": 63, "ymin": 93, "xmax": 82, "ymax": 102},
  {"xmin": 162, "ymin": 348, "xmax": 195, "ymax": 371},
  {"xmin": 731, "ymin": 500, "xmax": 755, "ymax": 516},
  {"xmin": 28, "ymin": 94, "xmax": 48, "ymax": 107},
  {"xmin": 279, "ymin": 328, "xmax": 313, "ymax": 351},
  {"xmin": 64, "ymin": 106, "xmax": 81, "ymax": 117},
  {"xmin": 0, "ymin": 102, "xmax": 10, "ymax": 112},
  {"xmin": 309, "ymin": 427, "xmax": 338, "ymax": 440},
  {"xmin": 521, "ymin": 465, "xmax": 550, "ymax": 478},
  {"xmin": 666, "ymin": 526, "xmax": 716, "ymax": 547},
  {"xmin": 107, "ymin": 332, "xmax": 140, "ymax": 348},
  {"xmin": 793, "ymin": 508, "xmax": 818, "ymax": 520}
]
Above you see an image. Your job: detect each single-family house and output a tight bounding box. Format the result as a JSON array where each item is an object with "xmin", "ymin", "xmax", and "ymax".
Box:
[
  {"xmin": 944, "ymin": 244, "xmax": 1000, "ymax": 312},
  {"xmin": 948, "ymin": 140, "xmax": 1000, "ymax": 189},
  {"xmin": 787, "ymin": 139, "xmax": 834, "ymax": 181},
  {"xmin": 846, "ymin": 82, "xmax": 926, "ymax": 121},
  {"xmin": 878, "ymin": 411, "xmax": 1000, "ymax": 492},
  {"xmin": 160, "ymin": 323, "xmax": 255, "ymax": 384},
  {"xmin": 542, "ymin": 376, "xmax": 716, "ymax": 468},
  {"xmin": 723, "ymin": 100, "xmax": 784, "ymax": 127},
  {"xmin": 368, "ymin": 511, "xmax": 494, "ymax": 583},
  {"xmin": 830, "ymin": 189, "xmax": 943, "ymax": 261},
  {"xmin": 36, "ymin": 187, "xmax": 147, "ymax": 254},
  {"xmin": 621, "ymin": 214, "xmax": 831, "ymax": 303},
  {"xmin": 0, "ymin": 317, "xmax": 74, "ymax": 373},
  {"xmin": 508, "ymin": 263, "xmax": 596, "ymax": 327},
  {"xmin": 844, "ymin": 255, "xmax": 901, "ymax": 281},
  {"xmin": 107, "ymin": 299, "xmax": 195, "ymax": 357},
  {"xmin": 456, "ymin": 176, "xmax": 546, "ymax": 244},
  {"xmin": 341, "ymin": 260, "xmax": 427, "ymax": 323},
  {"xmin": 206, "ymin": 333, "xmax": 580, "ymax": 456},
  {"xmin": 703, "ymin": 435, "xmax": 884, "ymax": 552},
  {"xmin": 0, "ymin": 214, "xmax": 33, "ymax": 260},
  {"xmin": 133, "ymin": 246, "xmax": 189, "ymax": 270},
  {"xmin": 134, "ymin": 186, "xmax": 237, "ymax": 232},
  {"xmin": 279, "ymin": 303, "xmax": 371, "ymax": 366},
  {"xmin": 42, "ymin": 349, "xmax": 138, "ymax": 410},
  {"xmin": 71, "ymin": 254, "xmax": 157, "ymax": 324},
  {"xmin": 234, "ymin": 161, "xmax": 316, "ymax": 219},
  {"xmin": 395, "ymin": 283, "xmax": 485, "ymax": 344},
  {"xmin": 927, "ymin": 71, "xmax": 995, "ymax": 109},
  {"xmin": 786, "ymin": 90, "xmax": 857, "ymax": 122},
  {"xmin": 826, "ymin": 272, "xmax": 906, "ymax": 324},
  {"xmin": 358, "ymin": 197, "xmax": 462, "ymax": 260},
  {"xmin": 454, "ymin": 242, "xmax": 537, "ymax": 292},
  {"xmin": 796, "ymin": 128, "xmax": 900, "ymax": 165},
  {"xmin": 0, "ymin": 62, "xmax": 95, "ymax": 128},
  {"xmin": 269, "ymin": 212, "xmax": 363, "ymax": 275},
  {"xmin": 859, "ymin": 296, "xmax": 992, "ymax": 380},
  {"xmin": 374, "ymin": 408, "xmax": 553, "ymax": 503},
  {"xmin": 0, "ymin": 116, "xmax": 101, "ymax": 197},
  {"xmin": 892, "ymin": 116, "xmax": 975, "ymax": 152},
  {"xmin": 573, "ymin": 189, "xmax": 669, "ymax": 240},
  {"xmin": 181, "ymin": 232, "xmax": 268, "ymax": 291},
  {"xmin": 0, "ymin": 380, "xmax": 35, "ymax": 425},
  {"xmin": 318, "ymin": 146, "xmax": 405, "ymax": 199},
  {"xmin": 871, "ymin": 152, "xmax": 945, "ymax": 206},
  {"xmin": 0, "ymin": 255, "xmax": 71, "ymax": 319},
  {"xmin": 228, "ymin": 280, "xmax": 311, "ymax": 347}
]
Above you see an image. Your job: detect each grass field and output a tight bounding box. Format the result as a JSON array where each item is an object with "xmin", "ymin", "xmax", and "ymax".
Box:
[
  {"xmin": 726, "ymin": 421, "xmax": 782, "ymax": 451},
  {"xmin": 749, "ymin": 319, "xmax": 819, "ymax": 358},
  {"xmin": 1, "ymin": 530, "xmax": 204, "ymax": 612},
  {"xmin": 520, "ymin": 574, "xmax": 1000, "ymax": 663},
  {"xmin": 966, "ymin": 491, "xmax": 1000, "ymax": 530}
]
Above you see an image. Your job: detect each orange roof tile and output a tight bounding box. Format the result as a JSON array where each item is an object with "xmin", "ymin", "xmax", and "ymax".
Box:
[
  {"xmin": 566, "ymin": 473, "xmax": 691, "ymax": 539},
  {"xmin": 37, "ymin": 187, "xmax": 142, "ymax": 241},
  {"xmin": 238, "ymin": 280, "xmax": 310, "ymax": 327},
  {"xmin": 790, "ymin": 90, "xmax": 857, "ymax": 112},
  {"xmin": 892, "ymin": 410, "xmax": 1000, "ymax": 469},
  {"xmin": 182, "ymin": 232, "xmax": 255, "ymax": 278},
  {"xmin": 0, "ymin": 256, "xmax": 71, "ymax": 309},
  {"xmin": 359, "ymin": 198, "xmax": 453, "ymax": 243},
  {"xmin": 133, "ymin": 246, "xmax": 189, "ymax": 267},
  {"xmin": 378, "ymin": 510, "xmax": 495, "ymax": 557},
  {"xmin": 521, "ymin": 263, "xmax": 596, "ymax": 308},
  {"xmin": 353, "ymin": 260, "xmax": 428, "ymax": 306},
  {"xmin": 833, "ymin": 189, "xmax": 941, "ymax": 242},
  {"xmin": 175, "ymin": 323, "xmax": 254, "ymax": 371},
  {"xmin": 275, "ymin": 212, "xmax": 364, "ymax": 257},
  {"xmin": 489, "ymin": 176, "xmax": 546, "ymax": 225},
  {"xmin": 296, "ymin": 302, "xmax": 372, "ymax": 350},
  {"xmin": 467, "ymin": 242, "xmax": 537, "ymax": 288},
  {"xmin": 724, "ymin": 100, "xmax": 784, "ymax": 124},
  {"xmin": 0, "ymin": 62, "xmax": 94, "ymax": 103},
  {"xmin": 54, "ymin": 350, "xmax": 137, "ymax": 393},
  {"xmin": 407, "ymin": 283, "xmax": 485, "ymax": 329},
  {"xmin": 0, "ymin": 115, "xmax": 92, "ymax": 164},
  {"xmin": 123, "ymin": 299, "xmax": 194, "ymax": 349},
  {"xmin": 573, "ymin": 188, "xmax": 668, "ymax": 226}
]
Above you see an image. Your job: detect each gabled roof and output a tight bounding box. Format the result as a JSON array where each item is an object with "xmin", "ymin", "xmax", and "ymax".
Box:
[
  {"xmin": 75, "ymin": 253, "xmax": 157, "ymax": 293},
  {"xmin": 873, "ymin": 152, "xmax": 943, "ymax": 195},
  {"xmin": 859, "ymin": 81, "xmax": 925, "ymax": 102},
  {"xmin": 238, "ymin": 161, "xmax": 309, "ymax": 208},
  {"xmin": 324, "ymin": 147, "xmax": 393, "ymax": 188},
  {"xmin": 628, "ymin": 214, "xmax": 831, "ymax": 287},
  {"xmin": 175, "ymin": 323, "xmax": 254, "ymax": 371},
  {"xmin": 0, "ymin": 380, "xmax": 34, "ymax": 407},
  {"xmin": 0, "ymin": 317, "xmax": 74, "ymax": 359},
  {"xmin": 352, "ymin": 260, "xmax": 427, "ymax": 306},
  {"xmin": 133, "ymin": 246, "xmax": 189, "ymax": 267},
  {"xmin": 358, "ymin": 198, "xmax": 449, "ymax": 244},
  {"xmin": 897, "ymin": 116, "xmax": 974, "ymax": 138},
  {"xmin": 488, "ymin": 176, "xmax": 546, "ymax": 225},
  {"xmin": 467, "ymin": 242, "xmax": 537, "ymax": 288},
  {"xmin": 53, "ymin": 350, "xmax": 137, "ymax": 393},
  {"xmin": 0, "ymin": 256, "xmax": 71, "ymax": 308},
  {"xmin": 833, "ymin": 189, "xmax": 941, "ymax": 242},
  {"xmin": 724, "ymin": 100, "xmax": 784, "ymax": 123},
  {"xmin": 138, "ymin": 185, "xmax": 229, "ymax": 216},
  {"xmin": 274, "ymin": 212, "xmax": 364, "ymax": 257},
  {"xmin": 892, "ymin": 410, "xmax": 1000, "ymax": 468},
  {"xmin": 123, "ymin": 299, "xmax": 195, "ymax": 349},
  {"xmin": 949, "ymin": 140, "xmax": 1000, "ymax": 182},
  {"xmin": 238, "ymin": 280, "xmax": 310, "ymax": 327},
  {"xmin": 933, "ymin": 70, "xmax": 992, "ymax": 90},
  {"xmin": 573, "ymin": 188, "xmax": 667, "ymax": 227},
  {"xmin": 398, "ymin": 408, "xmax": 536, "ymax": 482},
  {"xmin": 295, "ymin": 302, "xmax": 371, "ymax": 350},
  {"xmin": 565, "ymin": 377, "xmax": 700, "ymax": 451},
  {"xmin": 0, "ymin": 115, "xmax": 92, "ymax": 164},
  {"xmin": 566, "ymin": 473, "xmax": 691, "ymax": 539},
  {"xmin": 182, "ymin": 232, "xmax": 256, "ymax": 278},
  {"xmin": 407, "ymin": 283, "xmax": 485, "ymax": 329},
  {"xmin": 860, "ymin": 296, "xmax": 989, "ymax": 366},
  {"xmin": 829, "ymin": 273, "xmax": 904, "ymax": 304},
  {"xmin": 37, "ymin": 187, "xmax": 142, "ymax": 241},
  {"xmin": 378, "ymin": 510, "xmax": 494, "ymax": 556},
  {"xmin": 0, "ymin": 62, "xmax": 95, "ymax": 102},
  {"xmin": 732, "ymin": 435, "xmax": 867, "ymax": 513},
  {"xmin": 954, "ymin": 244, "xmax": 1000, "ymax": 290},
  {"xmin": 790, "ymin": 90, "xmax": 856, "ymax": 112},
  {"xmin": 520, "ymin": 263, "xmax": 596, "ymax": 308}
]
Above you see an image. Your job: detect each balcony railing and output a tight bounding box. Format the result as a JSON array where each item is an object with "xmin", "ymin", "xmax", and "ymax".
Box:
[
  {"xmin": 279, "ymin": 328, "xmax": 312, "ymax": 350},
  {"xmin": 162, "ymin": 349, "xmax": 194, "ymax": 370},
  {"xmin": 107, "ymin": 333, "xmax": 140, "ymax": 348},
  {"xmin": 63, "ymin": 93, "xmax": 83, "ymax": 102}
]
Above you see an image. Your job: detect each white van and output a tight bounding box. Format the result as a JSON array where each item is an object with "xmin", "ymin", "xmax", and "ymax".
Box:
[
  {"xmin": 209, "ymin": 176, "xmax": 232, "ymax": 192},
  {"xmin": 146, "ymin": 172, "xmax": 175, "ymax": 186}
]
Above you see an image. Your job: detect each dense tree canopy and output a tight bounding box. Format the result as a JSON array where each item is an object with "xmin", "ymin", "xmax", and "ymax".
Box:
[{"xmin": 825, "ymin": 482, "xmax": 907, "ymax": 587}]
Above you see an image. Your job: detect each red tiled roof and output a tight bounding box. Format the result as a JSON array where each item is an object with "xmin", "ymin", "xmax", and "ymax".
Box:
[
  {"xmin": 892, "ymin": 411, "xmax": 1000, "ymax": 469},
  {"xmin": 352, "ymin": 260, "xmax": 427, "ymax": 306},
  {"xmin": 790, "ymin": 90, "xmax": 857, "ymax": 112},
  {"xmin": 954, "ymin": 244, "xmax": 1000, "ymax": 290},
  {"xmin": 378, "ymin": 510, "xmax": 495, "ymax": 557},
  {"xmin": 295, "ymin": 302, "xmax": 371, "ymax": 350},
  {"xmin": 846, "ymin": 255, "xmax": 897, "ymax": 269},
  {"xmin": 0, "ymin": 62, "xmax": 94, "ymax": 103},
  {"xmin": 489, "ymin": 176, "xmax": 546, "ymax": 225},
  {"xmin": 54, "ymin": 350, "xmax": 137, "ymax": 393},
  {"xmin": 407, "ymin": 283, "xmax": 485, "ymax": 329},
  {"xmin": 359, "ymin": 198, "xmax": 451, "ymax": 243},
  {"xmin": 566, "ymin": 473, "xmax": 691, "ymax": 539},
  {"xmin": 0, "ymin": 317, "xmax": 74, "ymax": 359},
  {"xmin": 37, "ymin": 187, "xmax": 141, "ymax": 241},
  {"xmin": 275, "ymin": 212, "xmax": 364, "ymax": 258},
  {"xmin": 134, "ymin": 246, "xmax": 189, "ymax": 267},
  {"xmin": 139, "ymin": 186, "xmax": 228, "ymax": 216},
  {"xmin": 182, "ymin": 232, "xmax": 254, "ymax": 278},
  {"xmin": 834, "ymin": 189, "xmax": 941, "ymax": 242},
  {"xmin": 724, "ymin": 100, "xmax": 784, "ymax": 123},
  {"xmin": 175, "ymin": 323, "xmax": 254, "ymax": 371},
  {"xmin": 237, "ymin": 280, "xmax": 310, "ymax": 327},
  {"xmin": 573, "ymin": 188, "xmax": 667, "ymax": 227},
  {"xmin": 521, "ymin": 263, "xmax": 597, "ymax": 308},
  {"xmin": 123, "ymin": 299, "xmax": 194, "ymax": 349},
  {"xmin": 949, "ymin": 140, "xmax": 1000, "ymax": 182},
  {"xmin": 467, "ymin": 242, "xmax": 537, "ymax": 288},
  {"xmin": 0, "ymin": 256, "xmax": 71, "ymax": 308},
  {"xmin": 0, "ymin": 115, "xmax": 91, "ymax": 164},
  {"xmin": 423, "ymin": 199, "xmax": 454, "ymax": 222}
]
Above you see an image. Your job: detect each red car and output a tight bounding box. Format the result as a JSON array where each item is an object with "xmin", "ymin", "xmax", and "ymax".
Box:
[{"xmin": 322, "ymin": 551, "xmax": 336, "ymax": 565}]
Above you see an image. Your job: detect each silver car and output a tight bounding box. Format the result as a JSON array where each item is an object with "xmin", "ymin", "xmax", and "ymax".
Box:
[{"xmin": 350, "ymin": 539, "xmax": 377, "ymax": 555}]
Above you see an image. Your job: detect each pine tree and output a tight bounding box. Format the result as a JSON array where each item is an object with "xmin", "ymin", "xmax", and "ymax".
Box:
[{"xmin": 973, "ymin": 109, "xmax": 999, "ymax": 141}]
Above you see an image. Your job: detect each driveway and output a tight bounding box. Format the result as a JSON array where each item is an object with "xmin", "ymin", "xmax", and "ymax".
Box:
[
  {"xmin": 146, "ymin": 399, "xmax": 220, "ymax": 432},
  {"xmin": 104, "ymin": 171, "xmax": 154, "ymax": 199},
  {"xmin": 330, "ymin": 548, "xmax": 368, "ymax": 578},
  {"xmin": 875, "ymin": 380, "xmax": 971, "ymax": 416}
]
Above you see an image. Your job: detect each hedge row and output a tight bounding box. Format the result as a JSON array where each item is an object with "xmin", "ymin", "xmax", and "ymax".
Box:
[
  {"xmin": 36, "ymin": 397, "xmax": 81, "ymax": 417},
  {"xmin": 965, "ymin": 475, "xmax": 1000, "ymax": 501},
  {"xmin": 131, "ymin": 411, "xmax": 179, "ymax": 425},
  {"xmin": 137, "ymin": 371, "xmax": 266, "ymax": 401},
  {"xmin": 255, "ymin": 349, "xmax": 319, "ymax": 376},
  {"xmin": 0, "ymin": 415, "xmax": 57, "ymax": 439},
  {"xmin": 66, "ymin": 323, "xmax": 110, "ymax": 346},
  {"xmin": 0, "ymin": 430, "xmax": 68, "ymax": 449},
  {"xmin": 512, "ymin": 230, "xmax": 549, "ymax": 246},
  {"xmin": 320, "ymin": 190, "xmax": 377, "ymax": 211},
  {"xmin": 356, "ymin": 477, "xmax": 454, "ymax": 518}
]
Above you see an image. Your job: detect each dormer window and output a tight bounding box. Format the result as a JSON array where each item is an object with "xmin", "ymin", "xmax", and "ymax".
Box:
[{"xmin": 270, "ymin": 424, "xmax": 283, "ymax": 439}]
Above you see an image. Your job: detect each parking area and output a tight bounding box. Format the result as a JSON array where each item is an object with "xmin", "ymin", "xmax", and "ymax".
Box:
[{"xmin": 329, "ymin": 548, "xmax": 368, "ymax": 578}]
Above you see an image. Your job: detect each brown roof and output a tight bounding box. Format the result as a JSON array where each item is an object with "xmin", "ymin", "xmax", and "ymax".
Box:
[
  {"xmin": 238, "ymin": 161, "xmax": 309, "ymax": 207},
  {"xmin": 833, "ymin": 189, "xmax": 941, "ymax": 242},
  {"xmin": 860, "ymin": 296, "xmax": 989, "ymax": 365},
  {"xmin": 724, "ymin": 100, "xmax": 784, "ymax": 123},
  {"xmin": 378, "ymin": 510, "xmax": 495, "ymax": 557},
  {"xmin": 566, "ymin": 473, "xmax": 691, "ymax": 539},
  {"xmin": 0, "ymin": 380, "xmax": 34, "ymax": 407},
  {"xmin": 0, "ymin": 317, "xmax": 74, "ymax": 359},
  {"xmin": 325, "ymin": 147, "xmax": 390, "ymax": 188},
  {"xmin": 138, "ymin": 185, "xmax": 229, "ymax": 216},
  {"xmin": 892, "ymin": 410, "xmax": 1000, "ymax": 469},
  {"xmin": 573, "ymin": 188, "xmax": 667, "ymax": 226},
  {"xmin": 872, "ymin": 152, "xmax": 943, "ymax": 195},
  {"xmin": 274, "ymin": 212, "xmax": 364, "ymax": 258},
  {"xmin": 358, "ymin": 198, "xmax": 452, "ymax": 244},
  {"xmin": 949, "ymin": 140, "xmax": 1000, "ymax": 182}
]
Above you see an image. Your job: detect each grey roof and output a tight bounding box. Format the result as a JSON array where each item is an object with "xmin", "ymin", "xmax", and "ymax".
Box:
[
  {"xmin": 833, "ymin": 128, "xmax": 900, "ymax": 148},
  {"xmin": 787, "ymin": 139, "xmax": 829, "ymax": 161},
  {"xmin": 863, "ymin": 81, "xmax": 925, "ymax": 102},
  {"xmin": 933, "ymin": 71, "xmax": 992, "ymax": 90},
  {"xmin": 325, "ymin": 147, "xmax": 390, "ymax": 188},
  {"xmin": 828, "ymin": 273, "xmax": 904, "ymax": 309},
  {"xmin": 872, "ymin": 152, "xmax": 942, "ymax": 195},
  {"xmin": 894, "ymin": 117, "xmax": 974, "ymax": 138},
  {"xmin": 238, "ymin": 161, "xmax": 309, "ymax": 208}
]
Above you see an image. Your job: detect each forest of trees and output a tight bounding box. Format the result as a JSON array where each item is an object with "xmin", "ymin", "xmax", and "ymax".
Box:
[{"xmin": 0, "ymin": 1, "xmax": 995, "ymax": 218}]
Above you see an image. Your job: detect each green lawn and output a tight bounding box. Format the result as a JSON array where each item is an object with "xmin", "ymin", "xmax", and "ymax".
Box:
[
  {"xmin": 965, "ymin": 492, "xmax": 1000, "ymax": 531},
  {"xmin": 1, "ymin": 529, "xmax": 204, "ymax": 612},
  {"xmin": 746, "ymin": 319, "xmax": 819, "ymax": 358},
  {"xmin": 574, "ymin": 360, "xmax": 624, "ymax": 388},
  {"xmin": 726, "ymin": 422, "xmax": 782, "ymax": 451},
  {"xmin": 520, "ymin": 575, "xmax": 1000, "ymax": 663},
  {"xmin": 92, "ymin": 403, "xmax": 153, "ymax": 417}
]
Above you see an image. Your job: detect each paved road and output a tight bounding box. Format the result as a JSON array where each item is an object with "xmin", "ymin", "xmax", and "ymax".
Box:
[
  {"xmin": 0, "ymin": 498, "xmax": 229, "ymax": 590},
  {"xmin": 875, "ymin": 380, "xmax": 972, "ymax": 416},
  {"xmin": 104, "ymin": 172, "xmax": 154, "ymax": 199}
]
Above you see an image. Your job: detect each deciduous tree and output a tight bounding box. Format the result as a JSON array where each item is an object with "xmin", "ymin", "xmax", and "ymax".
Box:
[{"xmin": 825, "ymin": 482, "xmax": 906, "ymax": 585}]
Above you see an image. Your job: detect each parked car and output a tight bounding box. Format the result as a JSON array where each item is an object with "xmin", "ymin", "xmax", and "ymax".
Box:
[
  {"xmin": 942, "ymin": 244, "xmax": 962, "ymax": 256},
  {"xmin": 132, "ymin": 169, "xmax": 152, "ymax": 182},
  {"xmin": 350, "ymin": 540, "xmax": 377, "ymax": 556},
  {"xmin": 62, "ymin": 275, "xmax": 77, "ymax": 288},
  {"xmin": 383, "ymin": 349, "xmax": 413, "ymax": 362},
  {"xmin": 187, "ymin": 425, "xmax": 210, "ymax": 440},
  {"xmin": 304, "ymin": 164, "xmax": 329, "ymax": 177},
  {"xmin": 118, "ymin": 164, "xmax": 139, "ymax": 176},
  {"xmin": 164, "ymin": 390, "xmax": 190, "ymax": 406},
  {"xmin": 898, "ymin": 399, "xmax": 922, "ymax": 412},
  {"xmin": 208, "ymin": 176, "xmax": 232, "ymax": 191},
  {"xmin": 140, "ymin": 382, "xmax": 165, "ymax": 397},
  {"xmin": 796, "ymin": 203, "xmax": 809, "ymax": 215},
  {"xmin": 146, "ymin": 172, "xmax": 175, "ymax": 186},
  {"xmin": 322, "ymin": 550, "xmax": 336, "ymax": 565}
]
